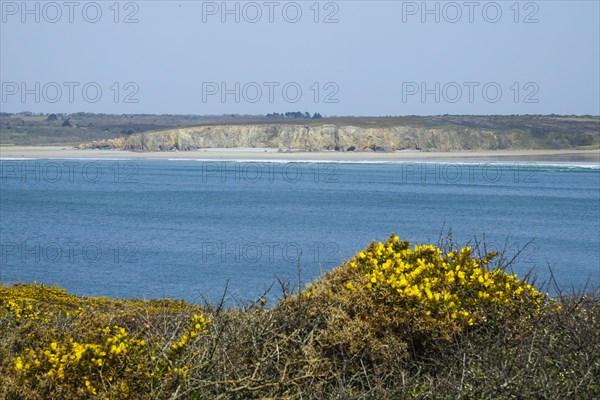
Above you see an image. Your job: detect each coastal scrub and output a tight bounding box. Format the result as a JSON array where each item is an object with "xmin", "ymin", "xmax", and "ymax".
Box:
[{"xmin": 1, "ymin": 235, "xmax": 597, "ymax": 399}]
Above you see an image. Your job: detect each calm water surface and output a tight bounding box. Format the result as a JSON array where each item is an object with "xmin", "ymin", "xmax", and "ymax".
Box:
[{"xmin": 1, "ymin": 159, "xmax": 598, "ymax": 302}]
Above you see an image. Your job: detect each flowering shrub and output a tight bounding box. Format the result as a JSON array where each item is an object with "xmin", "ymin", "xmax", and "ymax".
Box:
[
  {"xmin": 11, "ymin": 316, "xmax": 209, "ymax": 398},
  {"xmin": 1, "ymin": 284, "xmax": 86, "ymax": 324},
  {"xmin": 2, "ymin": 235, "xmax": 592, "ymax": 399},
  {"xmin": 349, "ymin": 235, "xmax": 546, "ymax": 329},
  {"xmin": 15, "ymin": 325, "xmax": 147, "ymax": 396},
  {"xmin": 171, "ymin": 313, "xmax": 209, "ymax": 352},
  {"xmin": 294, "ymin": 234, "xmax": 551, "ymax": 367},
  {"xmin": 1, "ymin": 284, "xmax": 209, "ymax": 399}
]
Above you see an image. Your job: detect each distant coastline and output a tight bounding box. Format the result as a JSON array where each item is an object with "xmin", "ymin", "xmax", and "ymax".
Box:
[{"xmin": 2, "ymin": 115, "xmax": 599, "ymax": 153}]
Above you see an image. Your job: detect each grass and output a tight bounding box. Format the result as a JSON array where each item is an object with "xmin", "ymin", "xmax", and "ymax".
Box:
[{"xmin": 1, "ymin": 235, "xmax": 599, "ymax": 399}]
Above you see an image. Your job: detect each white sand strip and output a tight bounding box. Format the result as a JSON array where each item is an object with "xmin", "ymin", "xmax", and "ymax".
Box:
[{"xmin": 1, "ymin": 146, "xmax": 598, "ymax": 163}]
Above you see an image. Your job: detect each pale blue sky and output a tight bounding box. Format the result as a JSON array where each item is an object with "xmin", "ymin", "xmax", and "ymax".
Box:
[{"xmin": 1, "ymin": 0, "xmax": 599, "ymax": 115}]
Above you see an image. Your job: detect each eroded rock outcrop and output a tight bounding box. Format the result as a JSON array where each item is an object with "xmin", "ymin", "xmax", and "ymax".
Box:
[{"xmin": 75, "ymin": 124, "xmax": 573, "ymax": 152}]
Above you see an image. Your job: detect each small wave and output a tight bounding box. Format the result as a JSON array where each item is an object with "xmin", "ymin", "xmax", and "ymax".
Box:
[{"xmin": 3, "ymin": 158, "xmax": 598, "ymax": 170}]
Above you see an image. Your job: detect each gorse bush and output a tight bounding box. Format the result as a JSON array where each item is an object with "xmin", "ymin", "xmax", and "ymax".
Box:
[
  {"xmin": 1, "ymin": 235, "xmax": 598, "ymax": 399},
  {"xmin": 15, "ymin": 326, "xmax": 149, "ymax": 396},
  {"xmin": 291, "ymin": 235, "xmax": 548, "ymax": 370},
  {"xmin": 14, "ymin": 318, "xmax": 207, "ymax": 398},
  {"xmin": 348, "ymin": 235, "xmax": 546, "ymax": 332},
  {"xmin": 1, "ymin": 283, "xmax": 209, "ymax": 399}
]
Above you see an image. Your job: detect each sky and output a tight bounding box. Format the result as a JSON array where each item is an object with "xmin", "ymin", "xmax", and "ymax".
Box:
[{"xmin": 1, "ymin": 0, "xmax": 599, "ymax": 116}]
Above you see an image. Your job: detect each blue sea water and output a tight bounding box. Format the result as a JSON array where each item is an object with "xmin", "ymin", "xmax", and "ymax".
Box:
[{"xmin": 1, "ymin": 159, "xmax": 599, "ymax": 303}]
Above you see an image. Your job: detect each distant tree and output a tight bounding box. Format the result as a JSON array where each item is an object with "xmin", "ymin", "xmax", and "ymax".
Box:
[
  {"xmin": 312, "ymin": 113, "xmax": 323, "ymax": 119},
  {"xmin": 62, "ymin": 119, "xmax": 71, "ymax": 127},
  {"xmin": 274, "ymin": 111, "xmax": 323, "ymax": 119},
  {"xmin": 47, "ymin": 114, "xmax": 58, "ymax": 121}
]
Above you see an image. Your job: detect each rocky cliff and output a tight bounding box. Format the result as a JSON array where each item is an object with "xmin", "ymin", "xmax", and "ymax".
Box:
[{"xmin": 77, "ymin": 121, "xmax": 599, "ymax": 152}]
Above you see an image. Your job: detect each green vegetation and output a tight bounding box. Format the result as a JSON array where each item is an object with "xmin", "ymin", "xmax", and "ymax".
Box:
[
  {"xmin": 1, "ymin": 235, "xmax": 599, "ymax": 399},
  {"xmin": 0, "ymin": 113, "xmax": 224, "ymax": 146}
]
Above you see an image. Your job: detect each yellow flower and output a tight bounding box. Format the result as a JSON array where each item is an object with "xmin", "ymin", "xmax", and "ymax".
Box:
[
  {"xmin": 85, "ymin": 380, "xmax": 97, "ymax": 395},
  {"xmin": 355, "ymin": 235, "xmax": 546, "ymax": 328}
]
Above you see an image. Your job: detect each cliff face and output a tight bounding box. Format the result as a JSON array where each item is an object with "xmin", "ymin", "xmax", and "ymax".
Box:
[{"xmin": 76, "ymin": 124, "xmax": 593, "ymax": 152}]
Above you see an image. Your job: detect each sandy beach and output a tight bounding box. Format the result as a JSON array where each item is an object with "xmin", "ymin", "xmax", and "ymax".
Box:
[{"xmin": 1, "ymin": 146, "xmax": 599, "ymax": 163}]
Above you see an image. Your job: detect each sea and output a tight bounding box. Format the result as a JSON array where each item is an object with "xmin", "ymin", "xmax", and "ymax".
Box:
[{"xmin": 1, "ymin": 158, "xmax": 599, "ymax": 303}]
